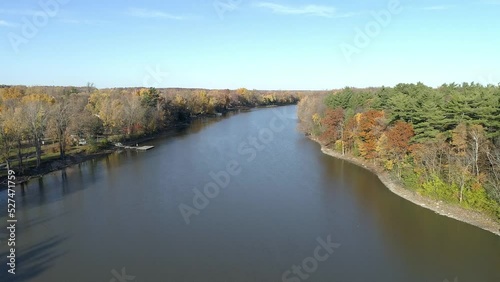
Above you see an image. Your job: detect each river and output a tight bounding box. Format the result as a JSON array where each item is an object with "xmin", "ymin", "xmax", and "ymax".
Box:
[{"xmin": 1, "ymin": 105, "xmax": 499, "ymax": 282}]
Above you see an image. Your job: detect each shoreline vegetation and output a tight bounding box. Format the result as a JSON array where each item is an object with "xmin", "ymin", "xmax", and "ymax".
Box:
[
  {"xmin": 0, "ymin": 106, "xmax": 273, "ymax": 186},
  {"xmin": 0, "ymin": 85, "xmax": 319, "ymax": 186},
  {"xmin": 0, "ymin": 122, "xmax": 186, "ymax": 186},
  {"xmin": 310, "ymin": 136, "xmax": 500, "ymax": 237},
  {"xmin": 2, "ymin": 83, "xmax": 500, "ymax": 237},
  {"xmin": 298, "ymin": 82, "xmax": 500, "ymax": 237}
]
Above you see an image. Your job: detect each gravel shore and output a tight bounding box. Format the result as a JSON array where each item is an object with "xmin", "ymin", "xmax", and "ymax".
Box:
[{"xmin": 312, "ymin": 138, "xmax": 500, "ymax": 237}]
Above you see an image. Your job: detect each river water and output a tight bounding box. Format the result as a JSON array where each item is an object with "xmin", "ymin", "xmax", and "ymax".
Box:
[{"xmin": 1, "ymin": 105, "xmax": 499, "ymax": 282}]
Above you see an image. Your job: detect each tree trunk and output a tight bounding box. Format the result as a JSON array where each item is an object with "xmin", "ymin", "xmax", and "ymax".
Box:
[
  {"xmin": 17, "ymin": 139, "xmax": 23, "ymax": 172},
  {"xmin": 35, "ymin": 137, "xmax": 42, "ymax": 168},
  {"xmin": 58, "ymin": 130, "xmax": 65, "ymax": 159},
  {"xmin": 474, "ymin": 138, "xmax": 479, "ymax": 177},
  {"xmin": 459, "ymin": 178, "xmax": 464, "ymax": 203},
  {"xmin": 447, "ymin": 148, "xmax": 452, "ymax": 183},
  {"xmin": 340, "ymin": 123, "xmax": 345, "ymax": 155},
  {"xmin": 59, "ymin": 138, "xmax": 65, "ymax": 159}
]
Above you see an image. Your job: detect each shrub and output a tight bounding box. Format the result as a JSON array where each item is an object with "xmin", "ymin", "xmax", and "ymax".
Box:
[{"xmin": 418, "ymin": 175, "xmax": 456, "ymax": 202}]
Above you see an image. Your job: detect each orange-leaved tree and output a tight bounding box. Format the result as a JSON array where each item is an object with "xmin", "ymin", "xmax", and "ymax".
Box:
[
  {"xmin": 385, "ymin": 120, "xmax": 414, "ymax": 177},
  {"xmin": 358, "ymin": 110, "xmax": 386, "ymax": 160},
  {"xmin": 320, "ymin": 108, "xmax": 344, "ymax": 147}
]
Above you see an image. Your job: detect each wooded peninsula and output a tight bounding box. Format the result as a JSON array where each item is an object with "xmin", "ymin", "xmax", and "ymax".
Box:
[
  {"xmin": 298, "ymin": 82, "xmax": 500, "ymax": 224},
  {"xmin": 0, "ymin": 85, "xmax": 306, "ymax": 181}
]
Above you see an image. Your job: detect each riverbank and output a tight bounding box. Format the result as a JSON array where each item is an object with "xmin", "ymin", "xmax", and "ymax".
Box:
[
  {"xmin": 0, "ymin": 105, "xmax": 284, "ymax": 187},
  {"xmin": 2, "ymin": 149, "xmax": 118, "ymax": 186},
  {"xmin": 0, "ymin": 123, "xmax": 198, "ymax": 187},
  {"xmin": 309, "ymin": 137, "xmax": 500, "ymax": 237}
]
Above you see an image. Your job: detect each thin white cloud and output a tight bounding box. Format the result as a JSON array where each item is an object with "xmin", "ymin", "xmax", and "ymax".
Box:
[
  {"xmin": 255, "ymin": 2, "xmax": 336, "ymax": 17},
  {"xmin": 421, "ymin": 5, "xmax": 453, "ymax": 10},
  {"xmin": 0, "ymin": 9, "xmax": 39, "ymax": 16},
  {"xmin": 0, "ymin": 20, "xmax": 16, "ymax": 27},
  {"xmin": 59, "ymin": 18, "xmax": 108, "ymax": 25},
  {"xmin": 127, "ymin": 8, "xmax": 190, "ymax": 20},
  {"xmin": 334, "ymin": 11, "xmax": 363, "ymax": 18},
  {"xmin": 59, "ymin": 19, "xmax": 81, "ymax": 24}
]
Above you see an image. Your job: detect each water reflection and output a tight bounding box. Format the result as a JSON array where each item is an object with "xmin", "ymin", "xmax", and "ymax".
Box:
[{"xmin": 0, "ymin": 106, "xmax": 498, "ymax": 282}]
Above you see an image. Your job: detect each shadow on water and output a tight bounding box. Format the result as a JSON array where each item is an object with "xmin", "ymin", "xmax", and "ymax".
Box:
[
  {"xmin": 1, "ymin": 111, "xmax": 242, "ymax": 216},
  {"xmin": 19, "ymin": 211, "xmax": 70, "ymax": 230},
  {"xmin": 3, "ymin": 154, "xmax": 116, "ymax": 215},
  {"xmin": 0, "ymin": 235, "xmax": 68, "ymax": 282},
  {"xmin": 8, "ymin": 165, "xmax": 97, "ymax": 212}
]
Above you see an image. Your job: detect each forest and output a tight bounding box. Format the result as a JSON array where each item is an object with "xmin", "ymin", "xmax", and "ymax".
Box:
[
  {"xmin": 298, "ymin": 82, "xmax": 500, "ymax": 219},
  {"xmin": 0, "ymin": 85, "xmax": 305, "ymax": 176},
  {"xmin": 2, "ymin": 82, "xmax": 500, "ymax": 220}
]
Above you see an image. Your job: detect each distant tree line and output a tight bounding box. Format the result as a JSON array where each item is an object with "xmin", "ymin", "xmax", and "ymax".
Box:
[
  {"xmin": 0, "ymin": 85, "xmax": 306, "ymax": 173},
  {"xmin": 298, "ymin": 82, "xmax": 500, "ymax": 219}
]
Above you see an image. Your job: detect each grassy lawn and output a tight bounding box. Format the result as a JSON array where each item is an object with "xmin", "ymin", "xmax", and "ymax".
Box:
[{"xmin": 1, "ymin": 143, "xmax": 89, "ymax": 177}]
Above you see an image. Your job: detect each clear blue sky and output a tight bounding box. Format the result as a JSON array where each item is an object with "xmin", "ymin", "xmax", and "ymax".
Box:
[{"xmin": 1, "ymin": 0, "xmax": 499, "ymax": 90}]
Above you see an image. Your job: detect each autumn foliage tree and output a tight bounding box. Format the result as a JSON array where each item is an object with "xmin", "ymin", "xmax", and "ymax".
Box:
[
  {"xmin": 22, "ymin": 94, "xmax": 55, "ymax": 168},
  {"xmin": 358, "ymin": 110, "xmax": 385, "ymax": 160},
  {"xmin": 384, "ymin": 121, "xmax": 414, "ymax": 177},
  {"xmin": 297, "ymin": 95, "xmax": 327, "ymax": 135},
  {"xmin": 297, "ymin": 83, "xmax": 500, "ymax": 218},
  {"xmin": 0, "ymin": 85, "xmax": 300, "ymax": 175},
  {"xmin": 320, "ymin": 108, "xmax": 344, "ymax": 147}
]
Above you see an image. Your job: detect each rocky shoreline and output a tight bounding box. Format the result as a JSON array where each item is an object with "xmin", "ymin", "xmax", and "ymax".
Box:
[{"xmin": 311, "ymin": 137, "xmax": 500, "ymax": 237}]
